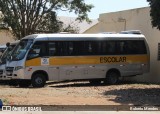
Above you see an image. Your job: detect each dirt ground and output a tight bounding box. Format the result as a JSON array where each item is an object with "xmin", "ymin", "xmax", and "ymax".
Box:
[{"xmin": 0, "ymin": 80, "xmax": 160, "ymax": 106}]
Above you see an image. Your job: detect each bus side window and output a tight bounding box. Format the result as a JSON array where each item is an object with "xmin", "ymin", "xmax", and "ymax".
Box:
[
  {"xmin": 49, "ymin": 42, "xmax": 56, "ymax": 56},
  {"xmin": 117, "ymin": 41, "xmax": 133, "ymax": 54},
  {"xmin": 81, "ymin": 41, "xmax": 92, "ymax": 55},
  {"xmin": 106, "ymin": 41, "xmax": 116, "ymax": 55},
  {"xmin": 125, "ymin": 41, "xmax": 137, "ymax": 54},
  {"xmin": 116, "ymin": 41, "xmax": 127, "ymax": 54},
  {"xmin": 61, "ymin": 42, "xmax": 73, "ymax": 56},
  {"xmin": 72, "ymin": 42, "xmax": 81, "ymax": 55},
  {"xmin": 117, "ymin": 40, "xmax": 147, "ymax": 55},
  {"xmin": 27, "ymin": 42, "xmax": 47, "ymax": 59},
  {"xmin": 49, "ymin": 41, "xmax": 74, "ymax": 56},
  {"xmin": 135, "ymin": 40, "xmax": 147, "ymax": 54},
  {"xmin": 68, "ymin": 42, "xmax": 73, "ymax": 55}
]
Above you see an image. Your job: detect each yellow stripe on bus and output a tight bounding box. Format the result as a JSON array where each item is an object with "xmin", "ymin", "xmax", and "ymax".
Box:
[
  {"xmin": 25, "ymin": 58, "xmax": 41, "ymax": 67},
  {"xmin": 25, "ymin": 55, "xmax": 149, "ymax": 67}
]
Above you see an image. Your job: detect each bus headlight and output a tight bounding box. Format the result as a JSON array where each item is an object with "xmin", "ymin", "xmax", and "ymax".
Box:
[{"xmin": 14, "ymin": 66, "xmax": 23, "ymax": 71}]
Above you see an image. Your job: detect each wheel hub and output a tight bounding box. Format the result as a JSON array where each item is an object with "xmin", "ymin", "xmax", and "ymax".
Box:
[{"xmin": 35, "ymin": 77, "xmax": 42, "ymax": 84}]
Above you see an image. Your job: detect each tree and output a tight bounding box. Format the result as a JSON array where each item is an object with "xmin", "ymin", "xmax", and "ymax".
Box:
[
  {"xmin": 147, "ymin": 0, "xmax": 160, "ymax": 30},
  {"xmin": 36, "ymin": 11, "xmax": 79, "ymax": 33},
  {"xmin": 36, "ymin": 11, "xmax": 64, "ymax": 33},
  {"xmin": 62, "ymin": 24, "xmax": 79, "ymax": 33},
  {"xmin": 0, "ymin": 0, "xmax": 93, "ymax": 39}
]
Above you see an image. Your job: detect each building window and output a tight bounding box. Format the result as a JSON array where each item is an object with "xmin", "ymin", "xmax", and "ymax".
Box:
[{"xmin": 158, "ymin": 43, "xmax": 160, "ymax": 60}]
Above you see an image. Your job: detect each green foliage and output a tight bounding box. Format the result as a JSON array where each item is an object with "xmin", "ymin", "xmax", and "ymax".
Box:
[
  {"xmin": 37, "ymin": 11, "xmax": 79, "ymax": 33},
  {"xmin": 36, "ymin": 11, "xmax": 63, "ymax": 33},
  {"xmin": 0, "ymin": 0, "xmax": 93, "ymax": 39},
  {"xmin": 147, "ymin": 0, "xmax": 160, "ymax": 30}
]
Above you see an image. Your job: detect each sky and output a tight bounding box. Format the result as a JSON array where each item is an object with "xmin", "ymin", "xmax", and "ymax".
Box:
[{"xmin": 57, "ymin": 0, "xmax": 149, "ymax": 19}]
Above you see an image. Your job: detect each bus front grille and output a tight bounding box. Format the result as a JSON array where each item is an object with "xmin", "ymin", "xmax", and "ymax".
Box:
[{"xmin": 6, "ymin": 67, "xmax": 14, "ymax": 76}]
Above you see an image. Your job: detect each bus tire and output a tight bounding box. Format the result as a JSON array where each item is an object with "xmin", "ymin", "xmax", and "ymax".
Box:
[
  {"xmin": 19, "ymin": 80, "xmax": 31, "ymax": 88},
  {"xmin": 105, "ymin": 71, "xmax": 119, "ymax": 85},
  {"xmin": 31, "ymin": 73, "xmax": 46, "ymax": 88}
]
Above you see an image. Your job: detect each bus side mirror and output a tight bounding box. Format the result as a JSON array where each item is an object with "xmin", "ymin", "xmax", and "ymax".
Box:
[{"xmin": 6, "ymin": 42, "xmax": 10, "ymax": 47}]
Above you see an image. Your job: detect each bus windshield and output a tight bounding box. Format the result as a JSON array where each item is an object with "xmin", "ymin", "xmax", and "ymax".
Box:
[{"xmin": 11, "ymin": 39, "xmax": 33, "ymax": 61}]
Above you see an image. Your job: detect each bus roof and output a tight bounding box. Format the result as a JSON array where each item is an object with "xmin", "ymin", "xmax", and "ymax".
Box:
[{"xmin": 22, "ymin": 34, "xmax": 146, "ymax": 41}]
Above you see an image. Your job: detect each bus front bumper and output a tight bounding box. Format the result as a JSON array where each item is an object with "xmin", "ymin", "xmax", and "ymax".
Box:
[{"xmin": 5, "ymin": 68, "xmax": 26, "ymax": 80}]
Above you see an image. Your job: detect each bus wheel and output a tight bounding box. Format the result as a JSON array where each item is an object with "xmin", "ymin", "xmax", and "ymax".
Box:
[
  {"xmin": 89, "ymin": 80, "xmax": 101, "ymax": 85},
  {"xmin": 105, "ymin": 71, "xmax": 119, "ymax": 85},
  {"xmin": 31, "ymin": 73, "xmax": 46, "ymax": 88},
  {"xmin": 19, "ymin": 80, "xmax": 31, "ymax": 88}
]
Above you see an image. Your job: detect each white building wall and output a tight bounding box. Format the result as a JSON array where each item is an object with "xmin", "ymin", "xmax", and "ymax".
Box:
[{"xmin": 0, "ymin": 29, "xmax": 15, "ymax": 45}]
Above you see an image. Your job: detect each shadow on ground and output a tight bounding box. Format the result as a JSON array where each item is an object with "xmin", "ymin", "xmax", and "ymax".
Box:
[
  {"xmin": 48, "ymin": 80, "xmax": 160, "ymax": 105},
  {"xmin": 103, "ymin": 87, "xmax": 160, "ymax": 105},
  {"xmin": 47, "ymin": 80, "xmax": 107, "ymax": 88},
  {"xmin": 0, "ymin": 80, "xmax": 9, "ymax": 85},
  {"xmin": 47, "ymin": 80, "xmax": 152, "ymax": 88}
]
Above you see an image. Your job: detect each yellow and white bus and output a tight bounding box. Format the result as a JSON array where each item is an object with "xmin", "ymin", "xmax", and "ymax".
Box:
[{"xmin": 5, "ymin": 33, "xmax": 150, "ymax": 87}]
